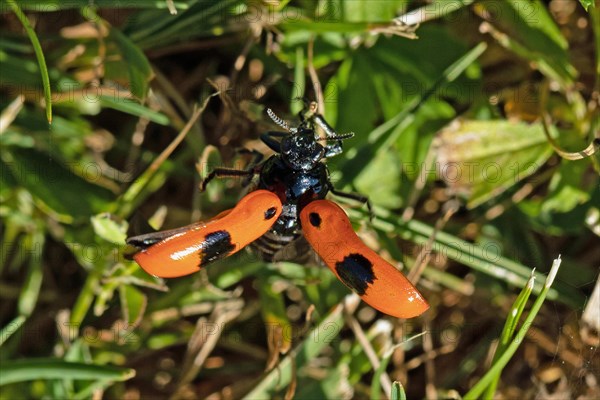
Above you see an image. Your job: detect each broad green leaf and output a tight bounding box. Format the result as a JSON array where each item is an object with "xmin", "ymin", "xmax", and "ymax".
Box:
[
  {"xmin": 542, "ymin": 160, "xmax": 592, "ymax": 214},
  {"xmin": 3, "ymin": 148, "xmax": 113, "ymax": 222},
  {"xmin": 435, "ymin": 120, "xmax": 554, "ymax": 208},
  {"xmin": 353, "ymin": 149, "xmax": 403, "ymax": 208},
  {"xmin": 277, "ymin": 32, "xmax": 348, "ymax": 69},
  {"xmin": 91, "ymin": 213, "xmax": 128, "ymax": 245},
  {"xmin": 113, "ymin": 264, "xmax": 167, "ymax": 293},
  {"xmin": 346, "ymin": 99, "xmax": 456, "ymax": 210},
  {"xmin": 0, "ymin": 359, "xmax": 135, "ymax": 386},
  {"xmin": 520, "ymin": 183, "xmax": 599, "ymax": 236},
  {"xmin": 331, "ymin": 26, "xmax": 476, "ymax": 137},
  {"xmin": 328, "ymin": 53, "xmax": 378, "ymax": 136}
]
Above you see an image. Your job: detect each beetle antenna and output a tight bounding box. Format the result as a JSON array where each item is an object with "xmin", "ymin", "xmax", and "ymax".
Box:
[
  {"xmin": 317, "ymin": 132, "xmax": 355, "ymax": 141},
  {"xmin": 267, "ymin": 108, "xmax": 291, "ymax": 132}
]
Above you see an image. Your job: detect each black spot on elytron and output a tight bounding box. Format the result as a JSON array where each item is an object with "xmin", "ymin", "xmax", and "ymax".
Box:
[
  {"xmin": 335, "ymin": 253, "xmax": 375, "ymax": 295},
  {"xmin": 309, "ymin": 212, "xmax": 321, "ymax": 227},
  {"xmin": 200, "ymin": 230, "xmax": 235, "ymax": 266},
  {"xmin": 264, "ymin": 207, "xmax": 277, "ymax": 220}
]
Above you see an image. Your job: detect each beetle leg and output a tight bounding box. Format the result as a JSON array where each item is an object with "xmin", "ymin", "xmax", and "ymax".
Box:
[
  {"xmin": 261, "ymin": 131, "xmax": 288, "ymax": 152},
  {"xmin": 237, "ymin": 148, "xmax": 264, "ymax": 187},
  {"xmin": 201, "ymin": 168, "xmax": 255, "ymax": 192}
]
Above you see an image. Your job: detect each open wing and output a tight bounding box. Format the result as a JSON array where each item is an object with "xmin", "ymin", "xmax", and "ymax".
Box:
[
  {"xmin": 300, "ymin": 200, "xmax": 429, "ymax": 318},
  {"xmin": 127, "ymin": 190, "xmax": 283, "ymax": 278}
]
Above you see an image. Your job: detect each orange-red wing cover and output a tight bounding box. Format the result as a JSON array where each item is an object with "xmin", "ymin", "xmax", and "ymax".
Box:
[
  {"xmin": 131, "ymin": 190, "xmax": 282, "ymax": 278},
  {"xmin": 300, "ymin": 200, "xmax": 429, "ymax": 318}
]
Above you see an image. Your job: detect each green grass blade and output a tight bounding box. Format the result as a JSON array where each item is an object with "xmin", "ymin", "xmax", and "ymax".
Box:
[
  {"xmin": 99, "ymin": 96, "xmax": 169, "ymax": 125},
  {"xmin": 17, "ymin": 230, "xmax": 45, "ymax": 316},
  {"xmin": 72, "ymin": 381, "xmax": 112, "ymax": 400},
  {"xmin": 483, "ymin": 271, "xmax": 535, "ymax": 399},
  {"xmin": 371, "ymin": 350, "xmax": 394, "ymax": 400},
  {"xmin": 0, "ymin": 358, "xmax": 135, "ymax": 386},
  {"xmin": 130, "ymin": 0, "xmax": 239, "ymax": 48},
  {"xmin": 291, "ymin": 46, "xmax": 306, "ymax": 114},
  {"xmin": 500, "ymin": 274, "xmax": 535, "ymax": 348},
  {"xmin": 7, "ymin": 1, "xmax": 52, "ymax": 124},
  {"xmin": 391, "ymin": 381, "xmax": 407, "ymax": 400},
  {"xmin": 70, "ymin": 272, "xmax": 101, "ymax": 328},
  {"xmin": 464, "ymin": 256, "xmax": 562, "ymax": 399},
  {"xmin": 591, "ymin": 3, "xmax": 600, "ymax": 89},
  {"xmin": 107, "ymin": 27, "xmax": 154, "ymax": 101},
  {"xmin": 17, "ymin": 1, "xmax": 190, "ymax": 10},
  {"xmin": 579, "ymin": 0, "xmax": 594, "ymax": 11},
  {"xmin": 0, "ymin": 316, "xmax": 27, "ymax": 347}
]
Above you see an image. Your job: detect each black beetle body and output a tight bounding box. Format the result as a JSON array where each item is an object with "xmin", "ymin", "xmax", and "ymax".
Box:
[{"xmin": 201, "ymin": 103, "xmax": 367, "ymax": 262}]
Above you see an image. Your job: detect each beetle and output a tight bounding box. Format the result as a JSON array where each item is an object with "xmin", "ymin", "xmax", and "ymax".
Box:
[{"xmin": 126, "ymin": 102, "xmax": 429, "ymax": 318}]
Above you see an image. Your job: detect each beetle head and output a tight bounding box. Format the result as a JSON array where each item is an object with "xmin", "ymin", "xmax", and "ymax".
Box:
[{"xmin": 280, "ymin": 127, "xmax": 325, "ymax": 171}]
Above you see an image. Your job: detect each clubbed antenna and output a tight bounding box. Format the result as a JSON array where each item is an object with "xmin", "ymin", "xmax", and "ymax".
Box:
[{"xmin": 267, "ymin": 108, "xmax": 291, "ymax": 132}]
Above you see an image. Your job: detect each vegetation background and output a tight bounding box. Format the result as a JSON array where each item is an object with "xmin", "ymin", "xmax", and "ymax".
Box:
[{"xmin": 1, "ymin": 0, "xmax": 598, "ymax": 399}]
